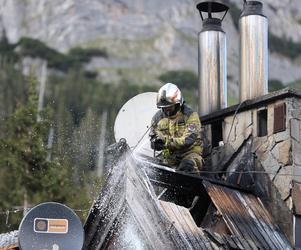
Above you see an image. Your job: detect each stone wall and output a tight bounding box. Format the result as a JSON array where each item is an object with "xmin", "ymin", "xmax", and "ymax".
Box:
[
  {"xmin": 202, "ymin": 96, "xmax": 301, "ymax": 243},
  {"xmin": 290, "ymin": 98, "xmax": 301, "ymax": 218}
]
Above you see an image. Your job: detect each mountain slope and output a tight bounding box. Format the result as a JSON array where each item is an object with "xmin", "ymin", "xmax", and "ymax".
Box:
[{"xmin": 1, "ymin": 0, "xmax": 301, "ymax": 98}]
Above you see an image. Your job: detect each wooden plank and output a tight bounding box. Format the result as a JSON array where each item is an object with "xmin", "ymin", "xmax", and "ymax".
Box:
[
  {"xmin": 203, "ymin": 182, "xmax": 254, "ymax": 250},
  {"xmin": 274, "ymin": 102, "xmax": 286, "ymax": 133},
  {"xmin": 240, "ymin": 194, "xmax": 284, "ymax": 249},
  {"xmin": 223, "ymin": 188, "xmax": 270, "ymax": 249},
  {"xmin": 169, "ymin": 204, "xmax": 202, "ymax": 249},
  {"xmin": 247, "ymin": 196, "xmax": 290, "ymax": 249},
  {"xmin": 196, "ymin": 230, "xmax": 216, "ymax": 250},
  {"xmin": 176, "ymin": 205, "xmax": 211, "ymax": 250},
  {"xmin": 207, "ymin": 182, "xmax": 292, "ymax": 249},
  {"xmin": 212, "ymin": 185, "xmax": 267, "ymax": 248},
  {"xmin": 250, "ymin": 196, "xmax": 286, "ymax": 249},
  {"xmin": 160, "ymin": 202, "xmax": 184, "ymax": 233},
  {"xmin": 222, "ymin": 234, "xmax": 238, "ymax": 249},
  {"xmin": 160, "ymin": 201, "xmax": 200, "ymax": 249},
  {"xmin": 170, "ymin": 203, "xmax": 207, "ymax": 250},
  {"xmin": 229, "ymin": 235, "xmax": 245, "ymax": 250},
  {"xmin": 0, "ymin": 244, "xmax": 18, "ymax": 250},
  {"xmin": 257, "ymin": 197, "xmax": 292, "ymax": 248},
  {"xmin": 126, "ymin": 159, "xmax": 194, "ymax": 250},
  {"xmin": 251, "ymin": 197, "xmax": 292, "ymax": 249},
  {"xmin": 205, "ymin": 184, "xmax": 246, "ymax": 237}
]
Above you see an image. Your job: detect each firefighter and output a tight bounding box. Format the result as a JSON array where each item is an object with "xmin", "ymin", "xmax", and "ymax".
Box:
[{"xmin": 150, "ymin": 83, "xmax": 203, "ymax": 175}]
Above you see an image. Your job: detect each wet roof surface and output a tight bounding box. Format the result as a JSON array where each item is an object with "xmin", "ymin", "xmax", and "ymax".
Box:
[
  {"xmin": 0, "ymin": 147, "xmax": 293, "ymax": 250},
  {"xmin": 203, "ymin": 180, "xmax": 292, "ymax": 249},
  {"xmin": 160, "ymin": 200, "xmax": 215, "ymax": 249},
  {"xmin": 160, "ymin": 200, "xmax": 255, "ymax": 249},
  {"xmin": 0, "ymin": 230, "xmax": 18, "ymax": 250}
]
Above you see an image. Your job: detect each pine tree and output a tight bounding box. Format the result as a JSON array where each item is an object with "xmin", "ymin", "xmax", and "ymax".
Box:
[{"xmin": 0, "ymin": 77, "xmax": 88, "ymax": 233}]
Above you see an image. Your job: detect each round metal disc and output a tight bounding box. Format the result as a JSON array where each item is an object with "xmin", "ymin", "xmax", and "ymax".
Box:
[
  {"xmin": 196, "ymin": 2, "xmax": 229, "ymax": 13},
  {"xmin": 114, "ymin": 92, "xmax": 158, "ymax": 152},
  {"xmin": 18, "ymin": 202, "xmax": 84, "ymax": 250}
]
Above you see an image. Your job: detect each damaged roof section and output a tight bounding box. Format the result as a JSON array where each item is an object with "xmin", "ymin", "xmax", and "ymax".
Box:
[
  {"xmin": 159, "ymin": 201, "xmax": 215, "ymax": 249},
  {"xmin": 203, "ymin": 180, "xmax": 291, "ymax": 249},
  {"xmin": 0, "ymin": 140, "xmax": 293, "ymax": 249},
  {"xmin": 84, "ymin": 138, "xmax": 292, "ymax": 249},
  {"xmin": 138, "ymin": 153, "xmax": 292, "ymax": 249},
  {"xmin": 84, "ymin": 145, "xmax": 218, "ymax": 249},
  {"xmin": 160, "ymin": 201, "xmax": 258, "ymax": 249}
]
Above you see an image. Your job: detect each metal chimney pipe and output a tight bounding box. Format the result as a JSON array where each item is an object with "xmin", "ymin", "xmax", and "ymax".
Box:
[
  {"xmin": 240, "ymin": 1, "xmax": 268, "ymax": 102},
  {"xmin": 196, "ymin": 1, "xmax": 228, "ymax": 116}
]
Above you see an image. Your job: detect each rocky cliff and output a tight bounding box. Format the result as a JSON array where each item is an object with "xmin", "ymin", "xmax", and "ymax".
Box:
[{"xmin": 1, "ymin": 0, "xmax": 301, "ymax": 99}]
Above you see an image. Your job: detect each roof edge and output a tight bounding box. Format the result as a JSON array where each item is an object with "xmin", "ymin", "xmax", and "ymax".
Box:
[{"xmin": 201, "ymin": 87, "xmax": 301, "ymax": 124}]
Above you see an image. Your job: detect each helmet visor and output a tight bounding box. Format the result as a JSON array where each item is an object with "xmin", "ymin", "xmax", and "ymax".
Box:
[
  {"xmin": 157, "ymin": 98, "xmax": 175, "ymax": 108},
  {"xmin": 162, "ymin": 103, "xmax": 180, "ymax": 117}
]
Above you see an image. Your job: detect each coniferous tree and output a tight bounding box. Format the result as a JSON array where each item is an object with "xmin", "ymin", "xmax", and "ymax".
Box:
[{"xmin": 0, "ymin": 77, "xmax": 88, "ymax": 233}]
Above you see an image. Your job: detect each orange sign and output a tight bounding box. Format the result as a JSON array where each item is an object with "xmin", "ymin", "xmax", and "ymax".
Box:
[{"xmin": 34, "ymin": 218, "xmax": 68, "ymax": 234}]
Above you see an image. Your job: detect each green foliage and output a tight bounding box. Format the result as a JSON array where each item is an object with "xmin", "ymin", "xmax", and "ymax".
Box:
[
  {"xmin": 227, "ymin": 98, "xmax": 237, "ymax": 107},
  {"xmin": 0, "ymin": 77, "xmax": 88, "ymax": 233},
  {"xmin": 269, "ymin": 33, "xmax": 301, "ymax": 59},
  {"xmin": 18, "ymin": 37, "xmax": 63, "ymax": 62},
  {"xmin": 48, "ymin": 70, "xmax": 157, "ymax": 133},
  {"xmin": 288, "ymin": 79, "xmax": 301, "ymax": 90},
  {"xmin": 0, "ymin": 36, "xmax": 19, "ymax": 62},
  {"xmin": 158, "ymin": 70, "xmax": 198, "ymax": 90},
  {"xmin": 18, "ymin": 38, "xmax": 74, "ymax": 71},
  {"xmin": 268, "ymin": 79, "xmax": 284, "ymax": 92},
  {"xmin": 17, "ymin": 38, "xmax": 108, "ymax": 71},
  {"xmin": 83, "ymin": 70, "xmax": 98, "ymax": 79},
  {"xmin": 0, "ymin": 59, "xmax": 27, "ymax": 119},
  {"xmin": 0, "ymin": 36, "xmax": 108, "ymax": 72},
  {"xmin": 69, "ymin": 47, "xmax": 108, "ymax": 63}
]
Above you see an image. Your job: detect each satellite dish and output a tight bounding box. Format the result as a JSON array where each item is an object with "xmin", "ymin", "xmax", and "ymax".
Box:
[
  {"xmin": 114, "ymin": 92, "xmax": 158, "ymax": 156},
  {"xmin": 18, "ymin": 202, "xmax": 84, "ymax": 250}
]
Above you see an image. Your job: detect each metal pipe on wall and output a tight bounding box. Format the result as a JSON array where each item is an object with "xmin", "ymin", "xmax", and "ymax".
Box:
[
  {"xmin": 240, "ymin": 1, "xmax": 268, "ymax": 102},
  {"xmin": 197, "ymin": 2, "xmax": 228, "ymax": 116}
]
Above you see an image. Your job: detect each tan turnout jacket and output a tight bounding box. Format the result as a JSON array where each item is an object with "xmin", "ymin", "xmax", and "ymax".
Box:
[{"xmin": 150, "ymin": 104, "xmax": 202, "ymax": 169}]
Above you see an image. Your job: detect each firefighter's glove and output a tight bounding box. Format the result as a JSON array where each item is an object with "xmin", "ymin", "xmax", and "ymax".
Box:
[
  {"xmin": 177, "ymin": 159, "xmax": 196, "ymax": 174},
  {"xmin": 177, "ymin": 164, "xmax": 195, "ymax": 173},
  {"xmin": 162, "ymin": 148, "xmax": 171, "ymax": 158},
  {"xmin": 151, "ymin": 137, "xmax": 165, "ymax": 151},
  {"xmin": 164, "ymin": 137, "xmax": 176, "ymax": 150}
]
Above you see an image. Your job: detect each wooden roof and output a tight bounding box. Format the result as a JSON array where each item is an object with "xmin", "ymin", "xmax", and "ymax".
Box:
[
  {"xmin": 203, "ymin": 181, "xmax": 291, "ymax": 249},
  {"xmin": 83, "ymin": 142, "xmax": 292, "ymax": 249},
  {"xmin": 0, "ymin": 140, "xmax": 293, "ymax": 249}
]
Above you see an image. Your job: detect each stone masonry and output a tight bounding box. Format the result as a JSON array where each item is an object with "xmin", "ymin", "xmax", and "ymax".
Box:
[{"xmin": 201, "ymin": 88, "xmax": 301, "ymax": 245}]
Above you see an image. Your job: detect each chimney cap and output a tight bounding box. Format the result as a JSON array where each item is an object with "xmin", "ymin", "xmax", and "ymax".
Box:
[
  {"xmin": 241, "ymin": 1, "xmax": 265, "ymax": 17},
  {"xmin": 202, "ymin": 18, "xmax": 224, "ymax": 32},
  {"xmin": 196, "ymin": 1, "xmax": 229, "ymax": 21}
]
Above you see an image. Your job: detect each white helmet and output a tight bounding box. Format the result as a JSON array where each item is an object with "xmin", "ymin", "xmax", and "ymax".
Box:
[{"xmin": 156, "ymin": 83, "xmax": 184, "ymax": 108}]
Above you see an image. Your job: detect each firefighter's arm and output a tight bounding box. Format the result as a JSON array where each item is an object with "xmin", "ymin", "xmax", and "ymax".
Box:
[
  {"xmin": 150, "ymin": 116, "xmax": 165, "ymax": 151},
  {"xmin": 167, "ymin": 112, "xmax": 201, "ymax": 150}
]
